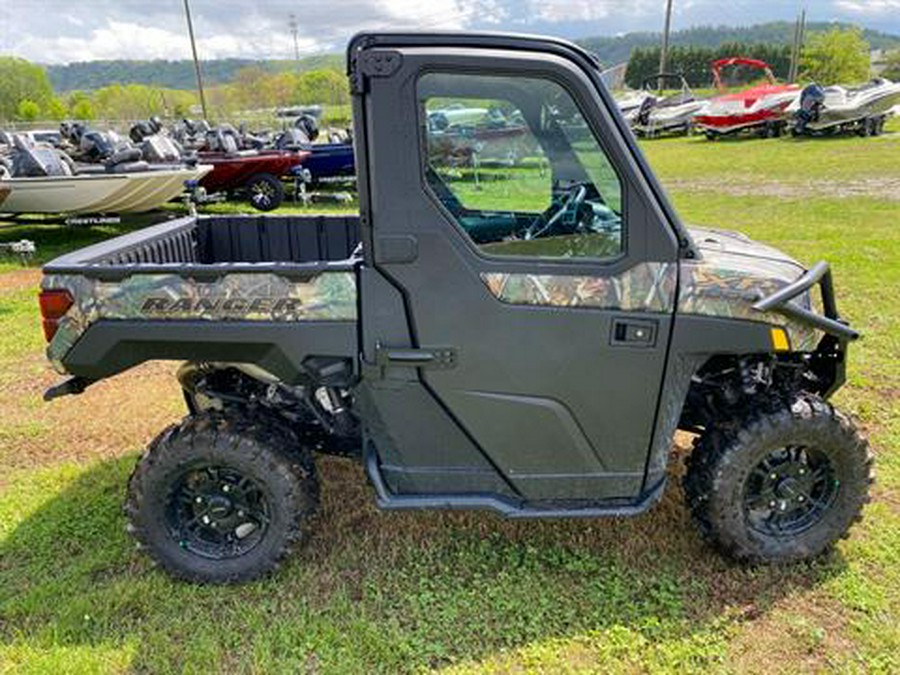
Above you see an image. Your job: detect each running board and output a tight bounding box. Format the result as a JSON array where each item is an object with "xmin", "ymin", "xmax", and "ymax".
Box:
[{"xmin": 364, "ymin": 450, "xmax": 666, "ymax": 519}]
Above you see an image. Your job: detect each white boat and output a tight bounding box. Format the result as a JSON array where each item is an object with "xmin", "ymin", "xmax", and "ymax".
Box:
[
  {"xmin": 614, "ymin": 90, "xmax": 652, "ymax": 117},
  {"xmin": 0, "ymin": 165, "xmax": 212, "ymax": 214},
  {"xmin": 790, "ymin": 78, "xmax": 900, "ymax": 136},
  {"xmin": 628, "ymin": 74, "xmax": 709, "ymax": 137}
]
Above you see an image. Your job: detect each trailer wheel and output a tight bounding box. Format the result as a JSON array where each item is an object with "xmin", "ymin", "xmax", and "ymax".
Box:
[
  {"xmin": 246, "ymin": 173, "xmax": 284, "ymax": 211},
  {"xmin": 125, "ymin": 411, "xmax": 318, "ymax": 583},
  {"xmin": 683, "ymin": 394, "xmax": 872, "ymax": 564}
]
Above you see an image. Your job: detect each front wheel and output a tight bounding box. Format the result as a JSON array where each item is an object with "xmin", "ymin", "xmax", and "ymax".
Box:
[
  {"xmin": 125, "ymin": 411, "xmax": 319, "ymax": 583},
  {"xmin": 246, "ymin": 173, "xmax": 284, "ymax": 211},
  {"xmin": 683, "ymin": 394, "xmax": 872, "ymax": 564}
]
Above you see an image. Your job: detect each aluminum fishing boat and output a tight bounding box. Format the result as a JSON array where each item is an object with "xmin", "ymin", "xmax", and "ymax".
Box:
[
  {"xmin": 693, "ymin": 58, "xmax": 800, "ymax": 138},
  {"xmin": 0, "ymin": 165, "xmax": 212, "ymax": 214},
  {"xmin": 0, "ymin": 136, "xmax": 210, "ymax": 214}
]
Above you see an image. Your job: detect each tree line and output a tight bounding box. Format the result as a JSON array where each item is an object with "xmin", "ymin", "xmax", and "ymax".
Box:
[
  {"xmin": 625, "ymin": 28, "xmax": 882, "ymax": 89},
  {"xmin": 0, "ymin": 58, "xmax": 350, "ymax": 124}
]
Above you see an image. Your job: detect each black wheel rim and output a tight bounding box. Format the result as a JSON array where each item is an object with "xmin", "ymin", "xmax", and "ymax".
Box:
[
  {"xmin": 743, "ymin": 446, "xmax": 839, "ymax": 537},
  {"xmin": 165, "ymin": 465, "xmax": 271, "ymax": 559}
]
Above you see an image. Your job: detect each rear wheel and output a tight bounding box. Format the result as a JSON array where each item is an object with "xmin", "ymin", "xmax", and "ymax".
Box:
[
  {"xmin": 683, "ymin": 394, "xmax": 872, "ymax": 564},
  {"xmin": 246, "ymin": 173, "xmax": 284, "ymax": 211},
  {"xmin": 125, "ymin": 411, "xmax": 318, "ymax": 583}
]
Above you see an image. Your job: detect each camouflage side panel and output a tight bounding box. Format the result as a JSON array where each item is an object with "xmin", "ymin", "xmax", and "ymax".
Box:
[
  {"xmin": 43, "ymin": 271, "xmax": 357, "ymax": 371},
  {"xmin": 679, "ymin": 247, "xmax": 819, "ymax": 351},
  {"xmin": 481, "ymin": 262, "xmax": 677, "ymax": 312}
]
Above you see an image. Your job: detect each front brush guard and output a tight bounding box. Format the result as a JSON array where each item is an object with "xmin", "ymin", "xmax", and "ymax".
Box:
[{"xmin": 753, "ymin": 261, "xmax": 859, "ymax": 342}]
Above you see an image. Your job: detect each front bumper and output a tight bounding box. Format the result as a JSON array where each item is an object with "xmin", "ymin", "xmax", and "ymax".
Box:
[{"xmin": 753, "ymin": 261, "xmax": 859, "ymax": 343}]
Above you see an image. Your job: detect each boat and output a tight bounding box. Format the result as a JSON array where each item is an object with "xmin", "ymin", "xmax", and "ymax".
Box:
[
  {"xmin": 790, "ymin": 78, "xmax": 900, "ymax": 136},
  {"xmin": 628, "ymin": 74, "xmax": 708, "ymax": 137},
  {"xmin": 0, "ymin": 136, "xmax": 211, "ymax": 215},
  {"xmin": 614, "ymin": 89, "xmax": 652, "ymax": 117},
  {"xmin": 693, "ymin": 57, "xmax": 800, "ymax": 139},
  {"xmin": 197, "ymin": 149, "xmax": 308, "ymax": 211},
  {"xmin": 300, "ymin": 142, "xmax": 355, "ymax": 182},
  {"xmin": 273, "ymin": 129, "xmax": 355, "ymax": 182}
]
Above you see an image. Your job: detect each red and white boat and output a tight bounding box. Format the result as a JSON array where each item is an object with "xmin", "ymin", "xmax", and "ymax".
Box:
[{"xmin": 693, "ymin": 58, "xmax": 800, "ymax": 139}]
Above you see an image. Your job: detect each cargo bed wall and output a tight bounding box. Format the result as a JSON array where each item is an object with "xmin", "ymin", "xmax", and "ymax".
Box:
[
  {"xmin": 42, "ymin": 214, "xmax": 363, "ymax": 385},
  {"xmin": 44, "ymin": 214, "xmax": 362, "ymax": 274},
  {"xmin": 198, "ymin": 215, "xmax": 360, "ymax": 264}
]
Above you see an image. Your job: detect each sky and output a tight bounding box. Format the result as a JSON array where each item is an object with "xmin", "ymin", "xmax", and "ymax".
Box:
[{"xmin": 1, "ymin": 0, "xmax": 898, "ymax": 64}]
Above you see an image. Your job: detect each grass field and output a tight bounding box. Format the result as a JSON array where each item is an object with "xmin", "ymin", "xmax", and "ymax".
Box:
[{"xmin": 1, "ymin": 126, "xmax": 899, "ymax": 673}]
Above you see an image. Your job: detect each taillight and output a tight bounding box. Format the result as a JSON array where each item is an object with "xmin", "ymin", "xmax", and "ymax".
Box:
[{"xmin": 39, "ymin": 289, "xmax": 74, "ymax": 342}]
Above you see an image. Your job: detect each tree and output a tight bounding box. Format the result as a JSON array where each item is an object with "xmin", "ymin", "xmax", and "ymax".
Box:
[
  {"xmin": 624, "ymin": 42, "xmax": 792, "ymax": 89},
  {"xmin": 0, "ymin": 57, "xmax": 54, "ymax": 121},
  {"xmin": 16, "ymin": 98, "xmax": 40, "ymax": 121},
  {"xmin": 46, "ymin": 97, "xmax": 68, "ymax": 120},
  {"xmin": 881, "ymin": 50, "xmax": 900, "ymax": 80},
  {"xmin": 69, "ymin": 93, "xmax": 95, "ymax": 120},
  {"xmin": 801, "ymin": 27, "xmax": 871, "ymax": 85}
]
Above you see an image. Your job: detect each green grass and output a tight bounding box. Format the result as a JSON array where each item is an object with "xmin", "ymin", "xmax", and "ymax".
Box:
[
  {"xmin": 641, "ymin": 122, "xmax": 900, "ymax": 183},
  {"xmin": 1, "ymin": 128, "xmax": 899, "ymax": 673},
  {"xmin": 0, "ymin": 214, "xmax": 173, "ymax": 274}
]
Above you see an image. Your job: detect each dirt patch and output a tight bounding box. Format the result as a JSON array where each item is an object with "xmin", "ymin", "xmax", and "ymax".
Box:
[
  {"xmin": 0, "ymin": 269, "xmax": 40, "ymax": 295},
  {"xmin": 0, "ymin": 359, "xmax": 184, "ymax": 485},
  {"xmin": 727, "ymin": 593, "xmax": 858, "ymax": 672},
  {"xmin": 663, "ymin": 176, "xmax": 900, "ymax": 201}
]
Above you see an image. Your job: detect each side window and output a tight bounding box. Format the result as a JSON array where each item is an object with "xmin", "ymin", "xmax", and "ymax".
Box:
[{"xmin": 419, "ymin": 72, "xmax": 623, "ymax": 260}]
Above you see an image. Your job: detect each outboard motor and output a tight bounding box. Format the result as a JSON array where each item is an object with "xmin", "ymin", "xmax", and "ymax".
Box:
[
  {"xmin": 635, "ymin": 95, "xmax": 658, "ymax": 127},
  {"xmin": 294, "ymin": 114, "xmax": 319, "ymax": 142},
  {"xmin": 129, "ymin": 120, "xmax": 157, "ymax": 144},
  {"xmin": 274, "ymin": 127, "xmax": 309, "ymax": 150},
  {"xmin": 205, "ymin": 128, "xmax": 240, "ymax": 154},
  {"xmin": 80, "ymin": 131, "xmax": 117, "ymax": 162},
  {"xmin": 794, "ymin": 83, "xmax": 826, "ymax": 135}
]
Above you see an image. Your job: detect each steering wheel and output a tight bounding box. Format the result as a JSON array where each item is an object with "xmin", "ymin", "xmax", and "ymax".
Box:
[{"xmin": 523, "ymin": 184, "xmax": 588, "ymax": 241}]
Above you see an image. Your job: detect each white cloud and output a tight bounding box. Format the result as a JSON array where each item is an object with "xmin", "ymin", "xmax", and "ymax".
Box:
[
  {"xmin": 526, "ymin": 0, "xmax": 667, "ymax": 23},
  {"xmin": 0, "ymin": 0, "xmax": 504, "ymax": 63},
  {"xmin": 0, "ymin": 0, "xmax": 897, "ymax": 64},
  {"xmin": 835, "ymin": 0, "xmax": 900, "ymax": 14}
]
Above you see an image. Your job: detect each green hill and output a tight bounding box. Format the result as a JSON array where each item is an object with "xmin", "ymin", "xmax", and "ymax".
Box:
[
  {"xmin": 47, "ymin": 53, "xmax": 343, "ymax": 92},
  {"xmin": 579, "ymin": 21, "xmax": 900, "ymax": 66}
]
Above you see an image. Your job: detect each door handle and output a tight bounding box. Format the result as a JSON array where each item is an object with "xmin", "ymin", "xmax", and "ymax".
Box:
[
  {"xmin": 375, "ymin": 344, "xmax": 457, "ymax": 370},
  {"xmin": 610, "ymin": 319, "xmax": 657, "ymax": 347}
]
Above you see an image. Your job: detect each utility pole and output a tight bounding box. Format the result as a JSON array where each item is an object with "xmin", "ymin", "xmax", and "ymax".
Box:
[
  {"xmin": 183, "ymin": 0, "xmax": 208, "ymax": 120},
  {"xmin": 658, "ymin": 0, "xmax": 674, "ymax": 91},
  {"xmin": 289, "ymin": 14, "xmax": 300, "ymax": 64},
  {"xmin": 789, "ymin": 7, "xmax": 807, "ymax": 82},
  {"xmin": 789, "ymin": 14, "xmax": 800, "ymax": 82}
]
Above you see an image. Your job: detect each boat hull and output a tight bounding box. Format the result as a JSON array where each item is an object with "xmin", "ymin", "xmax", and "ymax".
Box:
[
  {"xmin": 804, "ymin": 86, "xmax": 900, "ymax": 131},
  {"xmin": 198, "ymin": 151, "xmax": 306, "ymax": 194},
  {"xmin": 694, "ymin": 84, "xmax": 800, "ymax": 136},
  {"xmin": 632, "ymin": 101, "xmax": 708, "ymax": 136},
  {"xmin": 0, "ymin": 165, "xmax": 212, "ymax": 215}
]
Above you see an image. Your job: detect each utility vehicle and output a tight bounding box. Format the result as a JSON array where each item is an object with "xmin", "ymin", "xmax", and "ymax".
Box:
[{"xmin": 39, "ymin": 33, "xmax": 871, "ymax": 583}]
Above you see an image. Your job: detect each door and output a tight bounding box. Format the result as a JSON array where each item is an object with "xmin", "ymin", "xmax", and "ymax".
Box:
[{"xmin": 357, "ymin": 39, "xmax": 681, "ymax": 502}]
